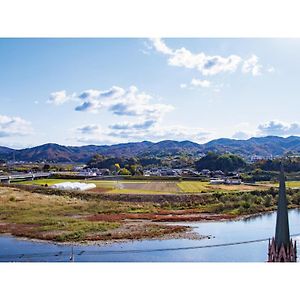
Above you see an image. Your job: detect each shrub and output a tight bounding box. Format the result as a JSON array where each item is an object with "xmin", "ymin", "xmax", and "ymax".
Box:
[
  {"xmin": 240, "ymin": 201, "xmax": 251, "ymax": 209},
  {"xmin": 263, "ymin": 195, "xmax": 273, "ymax": 207},
  {"xmin": 9, "ymin": 196, "xmax": 16, "ymax": 202}
]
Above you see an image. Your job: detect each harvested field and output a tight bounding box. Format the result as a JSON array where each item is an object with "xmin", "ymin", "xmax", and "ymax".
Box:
[
  {"xmin": 118, "ymin": 181, "xmax": 181, "ymax": 193},
  {"xmin": 206, "ymin": 184, "xmax": 268, "ymax": 192},
  {"xmin": 18, "ymin": 178, "xmax": 277, "ymax": 194}
]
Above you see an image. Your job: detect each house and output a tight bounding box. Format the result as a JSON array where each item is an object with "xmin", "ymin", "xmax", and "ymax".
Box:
[
  {"xmin": 225, "ymin": 178, "xmax": 242, "ymax": 185},
  {"xmin": 79, "ymin": 171, "xmax": 97, "ymax": 177},
  {"xmin": 213, "ymin": 170, "xmax": 224, "ymax": 176},
  {"xmin": 201, "ymin": 169, "xmax": 211, "ymax": 176},
  {"xmin": 98, "ymin": 168, "xmax": 110, "ymax": 176},
  {"xmin": 210, "ymin": 178, "xmax": 225, "ymax": 185}
]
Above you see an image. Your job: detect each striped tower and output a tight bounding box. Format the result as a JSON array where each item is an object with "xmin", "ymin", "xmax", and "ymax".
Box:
[{"xmin": 268, "ymin": 163, "xmax": 297, "ymax": 262}]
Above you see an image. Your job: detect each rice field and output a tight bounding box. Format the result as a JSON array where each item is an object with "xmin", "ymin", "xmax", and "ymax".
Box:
[
  {"xmin": 177, "ymin": 181, "xmax": 209, "ymax": 193},
  {"xmin": 16, "ymin": 178, "xmax": 300, "ymax": 194}
]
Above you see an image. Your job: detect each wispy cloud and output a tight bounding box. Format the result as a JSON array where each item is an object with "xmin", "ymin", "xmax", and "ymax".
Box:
[
  {"xmin": 190, "ymin": 78, "xmax": 211, "ymax": 88},
  {"xmin": 47, "ymin": 90, "xmax": 75, "ymax": 105},
  {"xmin": 232, "ymin": 131, "xmax": 251, "ymax": 140},
  {"xmin": 0, "ymin": 114, "xmax": 33, "ymax": 138},
  {"xmin": 76, "ymin": 120, "xmax": 210, "ymax": 144},
  {"xmin": 76, "ymin": 124, "xmax": 120, "ymax": 145}
]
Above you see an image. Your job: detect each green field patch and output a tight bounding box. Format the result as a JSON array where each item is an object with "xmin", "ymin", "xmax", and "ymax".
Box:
[
  {"xmin": 177, "ymin": 181, "xmax": 209, "ymax": 193},
  {"xmin": 286, "ymin": 181, "xmax": 300, "ymax": 188}
]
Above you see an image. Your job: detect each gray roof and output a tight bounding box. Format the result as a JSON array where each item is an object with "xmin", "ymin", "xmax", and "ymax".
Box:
[{"xmin": 274, "ymin": 163, "xmax": 290, "ymax": 248}]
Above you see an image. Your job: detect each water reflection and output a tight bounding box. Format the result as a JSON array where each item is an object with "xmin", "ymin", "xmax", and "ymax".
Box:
[{"xmin": 0, "ymin": 209, "xmax": 299, "ymax": 262}]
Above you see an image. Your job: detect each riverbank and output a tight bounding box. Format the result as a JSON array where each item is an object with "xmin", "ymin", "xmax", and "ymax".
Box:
[{"xmin": 0, "ymin": 185, "xmax": 299, "ymax": 244}]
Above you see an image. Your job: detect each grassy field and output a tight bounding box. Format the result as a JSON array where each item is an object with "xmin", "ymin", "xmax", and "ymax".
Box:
[
  {"xmin": 1, "ymin": 183, "xmax": 300, "ymax": 243},
  {"xmin": 0, "ymin": 186, "xmax": 190, "ymax": 242},
  {"xmin": 17, "ymin": 178, "xmax": 276, "ymax": 194},
  {"xmin": 255, "ymin": 181, "xmax": 300, "ymax": 189},
  {"xmin": 286, "ymin": 181, "xmax": 300, "ymax": 188},
  {"xmin": 177, "ymin": 181, "xmax": 209, "ymax": 193}
]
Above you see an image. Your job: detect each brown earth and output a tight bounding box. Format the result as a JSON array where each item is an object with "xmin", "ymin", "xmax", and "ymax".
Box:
[{"xmin": 85, "ymin": 211, "xmax": 235, "ymax": 222}]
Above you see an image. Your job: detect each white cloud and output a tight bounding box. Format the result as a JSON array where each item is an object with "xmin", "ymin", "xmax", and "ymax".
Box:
[
  {"xmin": 77, "ymin": 124, "xmax": 102, "ymax": 135},
  {"xmin": 149, "ymin": 38, "xmax": 270, "ymax": 77},
  {"xmin": 181, "ymin": 78, "xmax": 212, "ymax": 89},
  {"xmin": 143, "ymin": 124, "xmax": 209, "ymax": 142},
  {"xmin": 0, "ymin": 115, "xmax": 33, "ymax": 138},
  {"xmin": 257, "ymin": 120, "xmax": 300, "ymax": 136},
  {"xmin": 109, "ymin": 119, "xmax": 156, "ymax": 131},
  {"xmin": 231, "ymin": 122, "xmax": 256, "ymax": 140},
  {"xmin": 149, "ymin": 38, "xmax": 173, "ymax": 55},
  {"xmin": 232, "ymin": 131, "xmax": 251, "ymax": 140},
  {"xmin": 76, "ymin": 124, "xmax": 120, "ymax": 145},
  {"xmin": 75, "ymin": 85, "xmax": 174, "ymax": 119},
  {"xmin": 47, "ymin": 90, "xmax": 74, "ymax": 105},
  {"xmin": 170, "ymin": 48, "xmax": 242, "ymax": 76},
  {"xmin": 150, "ymin": 38, "xmax": 242, "ymax": 76},
  {"xmin": 267, "ymin": 66, "xmax": 275, "ymax": 73},
  {"xmin": 75, "ymin": 99, "xmax": 104, "ymax": 113},
  {"xmin": 79, "ymin": 86, "xmax": 125, "ymax": 101},
  {"xmin": 190, "ymin": 78, "xmax": 211, "ymax": 88},
  {"xmin": 242, "ymin": 55, "xmax": 262, "ymax": 76}
]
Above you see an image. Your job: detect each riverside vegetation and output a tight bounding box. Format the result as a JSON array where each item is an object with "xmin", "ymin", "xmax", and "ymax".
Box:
[{"xmin": 0, "ymin": 184, "xmax": 300, "ymax": 243}]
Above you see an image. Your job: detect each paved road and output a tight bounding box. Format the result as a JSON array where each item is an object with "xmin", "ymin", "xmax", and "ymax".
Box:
[{"xmin": 0, "ymin": 172, "xmax": 50, "ymax": 182}]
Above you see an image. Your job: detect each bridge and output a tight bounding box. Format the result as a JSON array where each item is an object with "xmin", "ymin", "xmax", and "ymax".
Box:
[{"xmin": 0, "ymin": 172, "xmax": 50, "ymax": 184}]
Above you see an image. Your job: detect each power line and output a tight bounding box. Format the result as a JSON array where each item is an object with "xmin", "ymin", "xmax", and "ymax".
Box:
[{"xmin": 1, "ymin": 233, "xmax": 300, "ymax": 261}]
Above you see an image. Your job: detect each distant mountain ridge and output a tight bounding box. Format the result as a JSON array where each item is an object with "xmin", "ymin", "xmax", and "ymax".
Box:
[{"xmin": 1, "ymin": 136, "xmax": 300, "ymax": 163}]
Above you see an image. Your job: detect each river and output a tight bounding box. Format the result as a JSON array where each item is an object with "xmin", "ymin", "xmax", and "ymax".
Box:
[{"xmin": 1, "ymin": 209, "xmax": 300, "ymax": 262}]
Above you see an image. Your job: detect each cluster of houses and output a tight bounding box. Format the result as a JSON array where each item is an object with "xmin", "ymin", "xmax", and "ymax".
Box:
[
  {"xmin": 210, "ymin": 178, "xmax": 242, "ymax": 185},
  {"xmin": 77, "ymin": 167, "xmax": 110, "ymax": 177},
  {"xmin": 248, "ymin": 154, "xmax": 277, "ymax": 162},
  {"xmin": 143, "ymin": 168, "xmax": 199, "ymax": 177},
  {"xmin": 142, "ymin": 168, "xmax": 242, "ymax": 184},
  {"xmin": 71, "ymin": 166, "xmax": 242, "ymax": 185}
]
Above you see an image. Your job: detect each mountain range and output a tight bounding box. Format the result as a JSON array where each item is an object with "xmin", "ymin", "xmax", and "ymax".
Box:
[{"xmin": 1, "ymin": 136, "xmax": 300, "ymax": 163}]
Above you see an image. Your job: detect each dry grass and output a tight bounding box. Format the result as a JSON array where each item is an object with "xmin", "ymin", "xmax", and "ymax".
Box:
[{"xmin": 0, "ymin": 186, "xmax": 192, "ymax": 242}]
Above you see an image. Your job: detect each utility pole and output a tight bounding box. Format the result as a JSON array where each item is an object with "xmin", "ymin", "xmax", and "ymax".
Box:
[{"xmin": 70, "ymin": 246, "xmax": 75, "ymax": 262}]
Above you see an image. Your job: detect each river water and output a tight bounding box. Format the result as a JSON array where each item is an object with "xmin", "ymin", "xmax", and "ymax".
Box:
[{"xmin": 1, "ymin": 209, "xmax": 300, "ymax": 262}]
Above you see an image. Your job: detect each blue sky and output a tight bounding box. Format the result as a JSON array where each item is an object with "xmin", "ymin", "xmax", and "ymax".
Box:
[{"xmin": 1, "ymin": 38, "xmax": 300, "ymax": 148}]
